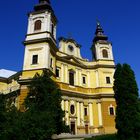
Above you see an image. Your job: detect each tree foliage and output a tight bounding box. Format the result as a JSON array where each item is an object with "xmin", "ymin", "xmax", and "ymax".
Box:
[
  {"xmin": 114, "ymin": 63, "xmax": 140, "ymax": 140},
  {"xmin": 23, "ymin": 70, "xmax": 69, "ymax": 139},
  {"xmin": 0, "ymin": 92, "xmax": 21, "ymax": 140},
  {"xmin": 0, "ymin": 94, "xmax": 6, "ymax": 135},
  {"xmin": 0, "ymin": 70, "xmax": 69, "ymax": 140}
]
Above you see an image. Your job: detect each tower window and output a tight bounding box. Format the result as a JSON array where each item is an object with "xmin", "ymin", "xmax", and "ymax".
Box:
[
  {"xmin": 109, "ymin": 106, "xmax": 115, "ymax": 115},
  {"xmin": 106, "ymin": 77, "xmax": 111, "ymax": 84},
  {"xmin": 69, "ymin": 71, "xmax": 74, "ymax": 86},
  {"xmin": 56, "ymin": 68, "xmax": 60, "ymax": 78},
  {"xmin": 51, "ymin": 24, "xmax": 54, "ymax": 35},
  {"xmin": 82, "ymin": 76, "xmax": 86, "ymax": 84},
  {"xmin": 32, "ymin": 55, "xmax": 38, "ymax": 64},
  {"xmin": 102, "ymin": 49, "xmax": 108, "ymax": 58},
  {"xmin": 34, "ymin": 20, "xmax": 41, "ymax": 31}
]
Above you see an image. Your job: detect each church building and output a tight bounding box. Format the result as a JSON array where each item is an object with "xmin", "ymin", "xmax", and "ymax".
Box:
[{"xmin": 0, "ymin": 0, "xmax": 116, "ymax": 135}]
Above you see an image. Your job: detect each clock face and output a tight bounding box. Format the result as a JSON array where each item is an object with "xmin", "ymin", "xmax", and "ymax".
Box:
[{"xmin": 68, "ymin": 45, "xmax": 74, "ymax": 52}]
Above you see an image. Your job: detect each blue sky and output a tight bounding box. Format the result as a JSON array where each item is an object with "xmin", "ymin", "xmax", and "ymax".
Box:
[{"xmin": 0, "ymin": 0, "xmax": 139, "ymax": 92}]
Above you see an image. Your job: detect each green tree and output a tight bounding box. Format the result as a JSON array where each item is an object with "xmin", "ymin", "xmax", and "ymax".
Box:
[
  {"xmin": 114, "ymin": 64, "xmax": 140, "ymax": 140},
  {"xmin": 23, "ymin": 70, "xmax": 69, "ymax": 139},
  {"xmin": 0, "ymin": 70, "xmax": 69, "ymax": 140},
  {"xmin": 0, "ymin": 94, "xmax": 6, "ymax": 136}
]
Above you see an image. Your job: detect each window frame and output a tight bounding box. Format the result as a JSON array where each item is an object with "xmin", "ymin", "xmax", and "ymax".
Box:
[
  {"xmin": 82, "ymin": 76, "xmax": 86, "ymax": 85},
  {"xmin": 102, "ymin": 49, "xmax": 108, "ymax": 58},
  {"xmin": 32, "ymin": 55, "xmax": 38, "ymax": 65},
  {"xmin": 34, "ymin": 20, "xmax": 42, "ymax": 31},
  {"xmin": 106, "ymin": 77, "xmax": 111, "ymax": 84},
  {"xmin": 56, "ymin": 68, "xmax": 60, "ymax": 78},
  {"xmin": 84, "ymin": 107, "xmax": 88, "ymax": 116},
  {"xmin": 70, "ymin": 104, "xmax": 75, "ymax": 115},
  {"xmin": 108, "ymin": 105, "xmax": 115, "ymax": 116},
  {"xmin": 69, "ymin": 70, "xmax": 75, "ymax": 86}
]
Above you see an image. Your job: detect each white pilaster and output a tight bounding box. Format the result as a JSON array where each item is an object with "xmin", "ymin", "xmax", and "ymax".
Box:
[
  {"xmin": 48, "ymin": 14, "xmax": 51, "ymax": 32},
  {"xmin": 65, "ymin": 65, "xmax": 68, "ymax": 83},
  {"xmin": 89, "ymin": 103, "xmax": 93, "ymax": 126},
  {"xmin": 97, "ymin": 101, "xmax": 103, "ymax": 126},
  {"xmin": 75, "ymin": 69, "xmax": 79, "ymax": 86},
  {"xmin": 80, "ymin": 102, "xmax": 84, "ymax": 126},
  {"xmin": 76, "ymin": 102, "xmax": 80, "ymax": 126},
  {"xmin": 61, "ymin": 64, "xmax": 64, "ymax": 82}
]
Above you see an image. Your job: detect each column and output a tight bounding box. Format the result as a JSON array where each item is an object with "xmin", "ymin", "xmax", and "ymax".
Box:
[
  {"xmin": 95, "ymin": 70, "xmax": 99, "ymax": 87},
  {"xmin": 80, "ymin": 102, "xmax": 84, "ymax": 126},
  {"xmin": 61, "ymin": 100, "xmax": 64, "ymax": 111},
  {"xmin": 61, "ymin": 100, "xmax": 65, "ymax": 121},
  {"xmin": 89, "ymin": 102, "xmax": 93, "ymax": 126},
  {"xmin": 97, "ymin": 101, "xmax": 103, "ymax": 126},
  {"xmin": 76, "ymin": 102, "xmax": 80, "ymax": 126},
  {"xmin": 79, "ymin": 70, "xmax": 82, "ymax": 86},
  {"xmin": 61, "ymin": 64, "xmax": 64, "ymax": 82},
  {"xmin": 65, "ymin": 100, "xmax": 69, "ymax": 125},
  {"xmin": 65, "ymin": 65, "xmax": 68, "ymax": 83}
]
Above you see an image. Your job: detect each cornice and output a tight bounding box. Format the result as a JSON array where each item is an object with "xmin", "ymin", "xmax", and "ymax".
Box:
[
  {"xmin": 28, "ymin": 10, "xmax": 57, "ymax": 24},
  {"xmin": 23, "ymin": 37, "xmax": 58, "ymax": 52},
  {"xmin": 61, "ymin": 90, "xmax": 114, "ymax": 99},
  {"xmin": 56, "ymin": 55, "xmax": 115, "ymax": 69},
  {"xmin": 18, "ymin": 68, "xmax": 55, "ymax": 84}
]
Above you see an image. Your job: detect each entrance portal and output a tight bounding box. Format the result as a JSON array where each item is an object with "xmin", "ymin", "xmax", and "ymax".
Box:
[{"xmin": 70, "ymin": 122, "xmax": 76, "ymax": 134}]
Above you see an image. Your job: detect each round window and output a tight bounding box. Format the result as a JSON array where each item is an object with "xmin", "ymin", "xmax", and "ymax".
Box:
[
  {"xmin": 68, "ymin": 45, "xmax": 74, "ymax": 52},
  {"xmin": 70, "ymin": 105, "xmax": 75, "ymax": 115}
]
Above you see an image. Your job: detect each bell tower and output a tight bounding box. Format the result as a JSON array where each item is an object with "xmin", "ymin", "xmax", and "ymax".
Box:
[
  {"xmin": 23, "ymin": 0, "xmax": 57, "ymax": 71},
  {"xmin": 91, "ymin": 22, "xmax": 114, "ymax": 61}
]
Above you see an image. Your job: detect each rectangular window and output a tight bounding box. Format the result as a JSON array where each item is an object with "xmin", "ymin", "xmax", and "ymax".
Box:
[
  {"xmin": 69, "ymin": 72, "xmax": 74, "ymax": 86},
  {"xmin": 109, "ymin": 107, "xmax": 114, "ymax": 115},
  {"xmin": 56, "ymin": 68, "xmax": 60, "ymax": 78},
  {"xmin": 32, "ymin": 55, "xmax": 38, "ymax": 64},
  {"xmin": 106, "ymin": 77, "xmax": 111, "ymax": 84},
  {"xmin": 83, "ymin": 76, "xmax": 86, "ymax": 84},
  {"xmin": 84, "ymin": 108, "xmax": 88, "ymax": 116}
]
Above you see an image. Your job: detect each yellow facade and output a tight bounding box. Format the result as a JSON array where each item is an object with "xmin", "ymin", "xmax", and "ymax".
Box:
[{"xmin": 0, "ymin": 0, "xmax": 117, "ymax": 135}]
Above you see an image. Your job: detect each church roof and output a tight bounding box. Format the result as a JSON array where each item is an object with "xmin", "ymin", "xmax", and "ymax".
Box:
[
  {"xmin": 93, "ymin": 22, "xmax": 108, "ymax": 43},
  {"xmin": 0, "ymin": 69, "xmax": 17, "ymax": 78},
  {"xmin": 34, "ymin": 0, "xmax": 53, "ymax": 12}
]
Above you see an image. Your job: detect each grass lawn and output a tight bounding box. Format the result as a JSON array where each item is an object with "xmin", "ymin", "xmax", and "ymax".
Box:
[{"xmin": 85, "ymin": 134, "xmax": 117, "ymax": 140}]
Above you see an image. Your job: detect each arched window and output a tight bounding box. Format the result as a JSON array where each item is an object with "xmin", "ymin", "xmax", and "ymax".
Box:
[
  {"xmin": 109, "ymin": 107, "xmax": 114, "ymax": 115},
  {"xmin": 34, "ymin": 20, "xmax": 41, "ymax": 31},
  {"xmin": 102, "ymin": 49, "xmax": 108, "ymax": 58},
  {"xmin": 70, "ymin": 105, "xmax": 75, "ymax": 115}
]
